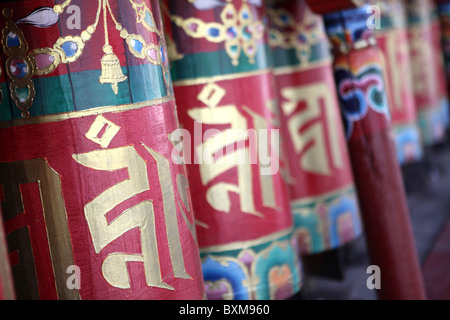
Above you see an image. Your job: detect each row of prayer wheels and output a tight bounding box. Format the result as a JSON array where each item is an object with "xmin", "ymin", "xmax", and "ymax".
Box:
[{"xmin": 0, "ymin": 0, "xmax": 448, "ymax": 300}]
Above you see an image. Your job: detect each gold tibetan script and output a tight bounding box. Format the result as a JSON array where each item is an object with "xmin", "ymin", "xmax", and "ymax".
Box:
[
  {"xmin": 409, "ymin": 28, "xmax": 438, "ymax": 98},
  {"xmin": 281, "ymin": 83, "xmax": 344, "ymax": 176},
  {"xmin": 73, "ymin": 115, "xmax": 192, "ymax": 290},
  {"xmin": 384, "ymin": 30, "xmax": 414, "ymax": 110},
  {"xmin": 188, "ymin": 82, "xmax": 279, "ymax": 217},
  {"xmin": 0, "ymin": 158, "xmax": 78, "ymax": 300}
]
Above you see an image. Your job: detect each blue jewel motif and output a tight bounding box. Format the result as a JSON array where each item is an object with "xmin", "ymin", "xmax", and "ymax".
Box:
[
  {"xmin": 6, "ymin": 32, "xmax": 20, "ymax": 48},
  {"xmin": 208, "ymin": 27, "xmax": 220, "ymax": 37},
  {"xmin": 160, "ymin": 46, "xmax": 166, "ymax": 64},
  {"xmin": 60, "ymin": 41, "xmax": 78, "ymax": 57},
  {"xmin": 144, "ymin": 11, "xmax": 155, "ymax": 28},
  {"xmin": 130, "ymin": 39, "xmax": 144, "ymax": 54},
  {"xmin": 227, "ymin": 26, "xmax": 238, "ymax": 39}
]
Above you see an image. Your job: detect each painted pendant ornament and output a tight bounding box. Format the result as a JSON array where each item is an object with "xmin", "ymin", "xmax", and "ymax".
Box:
[
  {"xmin": 165, "ymin": 0, "xmax": 302, "ymax": 300},
  {"xmin": 266, "ymin": 0, "xmax": 362, "ymax": 255},
  {"xmin": 373, "ymin": 0, "xmax": 423, "ymax": 165},
  {"xmin": 0, "ymin": 0, "xmax": 205, "ymax": 300},
  {"xmin": 323, "ymin": 5, "xmax": 426, "ymax": 300},
  {"xmin": 405, "ymin": 0, "xmax": 449, "ymax": 146},
  {"xmin": 0, "ymin": 208, "xmax": 14, "ymax": 300}
]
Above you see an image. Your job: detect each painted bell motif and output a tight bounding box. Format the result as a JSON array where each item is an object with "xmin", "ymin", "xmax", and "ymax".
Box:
[{"xmin": 99, "ymin": 45, "xmax": 127, "ymax": 95}]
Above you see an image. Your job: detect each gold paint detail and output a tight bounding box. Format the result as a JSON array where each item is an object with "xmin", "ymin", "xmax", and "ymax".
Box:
[
  {"xmin": 290, "ymin": 184, "xmax": 356, "ymax": 206},
  {"xmin": 168, "ymin": 0, "xmax": 265, "ymax": 66},
  {"xmin": 176, "ymin": 174, "xmax": 203, "ymax": 243},
  {"xmin": 0, "ymin": 159, "xmax": 79, "ymax": 300},
  {"xmin": 273, "ymin": 58, "xmax": 333, "ymax": 75},
  {"xmin": 85, "ymin": 114, "xmax": 121, "ymax": 149},
  {"xmin": 2, "ymin": 0, "xmax": 171, "ymax": 98},
  {"xmin": 73, "ymin": 117, "xmax": 191, "ymax": 290},
  {"xmin": 0, "ymin": 96, "xmax": 175, "ymax": 129},
  {"xmin": 189, "ymin": 83, "xmax": 260, "ymax": 217},
  {"xmin": 2, "ymin": 10, "xmax": 36, "ymax": 118},
  {"xmin": 142, "ymin": 144, "xmax": 192, "ymax": 281},
  {"xmin": 189, "ymin": 81, "xmax": 285, "ymax": 218},
  {"xmin": 267, "ymin": 6, "xmax": 327, "ymax": 66},
  {"xmin": 199, "ymin": 227, "xmax": 293, "ymax": 254},
  {"xmin": 280, "ymin": 83, "xmax": 343, "ymax": 176},
  {"xmin": 409, "ymin": 27, "xmax": 438, "ymax": 98}
]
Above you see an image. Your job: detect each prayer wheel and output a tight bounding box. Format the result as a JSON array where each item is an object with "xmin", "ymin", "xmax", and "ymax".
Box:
[
  {"xmin": 405, "ymin": 0, "xmax": 449, "ymax": 146},
  {"xmin": 374, "ymin": 0, "xmax": 423, "ymax": 165},
  {"xmin": 0, "ymin": 0, "xmax": 205, "ymax": 300},
  {"xmin": 165, "ymin": 0, "xmax": 302, "ymax": 300},
  {"xmin": 322, "ymin": 4, "xmax": 426, "ymax": 300},
  {"xmin": 266, "ymin": 0, "xmax": 363, "ymax": 256}
]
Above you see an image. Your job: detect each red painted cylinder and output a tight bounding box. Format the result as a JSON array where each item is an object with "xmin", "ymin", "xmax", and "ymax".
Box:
[
  {"xmin": 165, "ymin": 0, "xmax": 303, "ymax": 300},
  {"xmin": 0, "ymin": 0, "xmax": 205, "ymax": 300},
  {"xmin": 323, "ymin": 6, "xmax": 426, "ymax": 300},
  {"xmin": 266, "ymin": 0, "xmax": 363, "ymax": 256},
  {"xmin": 405, "ymin": 0, "xmax": 449, "ymax": 146},
  {"xmin": 374, "ymin": 0, "xmax": 423, "ymax": 165}
]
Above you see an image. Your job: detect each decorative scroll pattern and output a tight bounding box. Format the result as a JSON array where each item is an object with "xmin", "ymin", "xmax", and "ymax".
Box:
[
  {"xmin": 169, "ymin": 0, "xmax": 265, "ymax": 66},
  {"xmin": 267, "ymin": 6, "xmax": 325, "ymax": 65},
  {"xmin": 1, "ymin": 0, "xmax": 170, "ymax": 117}
]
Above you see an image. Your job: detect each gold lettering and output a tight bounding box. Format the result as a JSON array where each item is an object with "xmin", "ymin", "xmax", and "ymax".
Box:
[
  {"xmin": 0, "ymin": 159, "xmax": 78, "ymax": 299},
  {"xmin": 385, "ymin": 30, "xmax": 413, "ymax": 110},
  {"xmin": 188, "ymin": 103, "xmax": 259, "ymax": 216},
  {"xmin": 410, "ymin": 29, "xmax": 438, "ymax": 96},
  {"xmin": 74, "ymin": 115, "xmax": 190, "ymax": 290},
  {"xmin": 73, "ymin": 146, "xmax": 176, "ymax": 289},
  {"xmin": 142, "ymin": 144, "xmax": 191, "ymax": 280},
  {"xmin": 281, "ymin": 83, "xmax": 343, "ymax": 176},
  {"xmin": 244, "ymin": 100, "xmax": 279, "ymax": 210}
]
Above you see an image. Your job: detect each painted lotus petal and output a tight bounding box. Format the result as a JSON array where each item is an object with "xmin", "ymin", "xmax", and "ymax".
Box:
[
  {"xmin": 147, "ymin": 48, "xmax": 158, "ymax": 61},
  {"xmin": 190, "ymin": 0, "xmax": 225, "ymax": 10},
  {"xmin": 35, "ymin": 53, "xmax": 55, "ymax": 70},
  {"xmin": 17, "ymin": 7, "xmax": 59, "ymax": 28}
]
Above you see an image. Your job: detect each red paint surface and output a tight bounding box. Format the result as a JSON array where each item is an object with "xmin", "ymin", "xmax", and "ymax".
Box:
[
  {"xmin": 408, "ymin": 21, "xmax": 448, "ymax": 114},
  {"xmin": 276, "ymin": 64, "xmax": 355, "ymax": 200},
  {"xmin": 376, "ymin": 29, "xmax": 417, "ymax": 126},
  {"xmin": 0, "ymin": 102, "xmax": 205, "ymax": 300},
  {"xmin": 335, "ymin": 47, "xmax": 426, "ymax": 300},
  {"xmin": 305, "ymin": 0, "xmax": 362, "ymax": 14},
  {"xmin": 174, "ymin": 73, "xmax": 293, "ymax": 249}
]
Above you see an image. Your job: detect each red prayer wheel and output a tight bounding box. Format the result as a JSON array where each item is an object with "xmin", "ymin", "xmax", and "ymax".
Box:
[
  {"xmin": 266, "ymin": 0, "xmax": 363, "ymax": 256},
  {"xmin": 165, "ymin": 0, "xmax": 302, "ymax": 300},
  {"xmin": 405, "ymin": 0, "xmax": 449, "ymax": 146},
  {"xmin": 374, "ymin": 0, "xmax": 423, "ymax": 165},
  {"xmin": 0, "ymin": 208, "xmax": 14, "ymax": 300},
  {"xmin": 0, "ymin": 0, "xmax": 205, "ymax": 300},
  {"xmin": 323, "ymin": 6, "xmax": 426, "ymax": 299}
]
